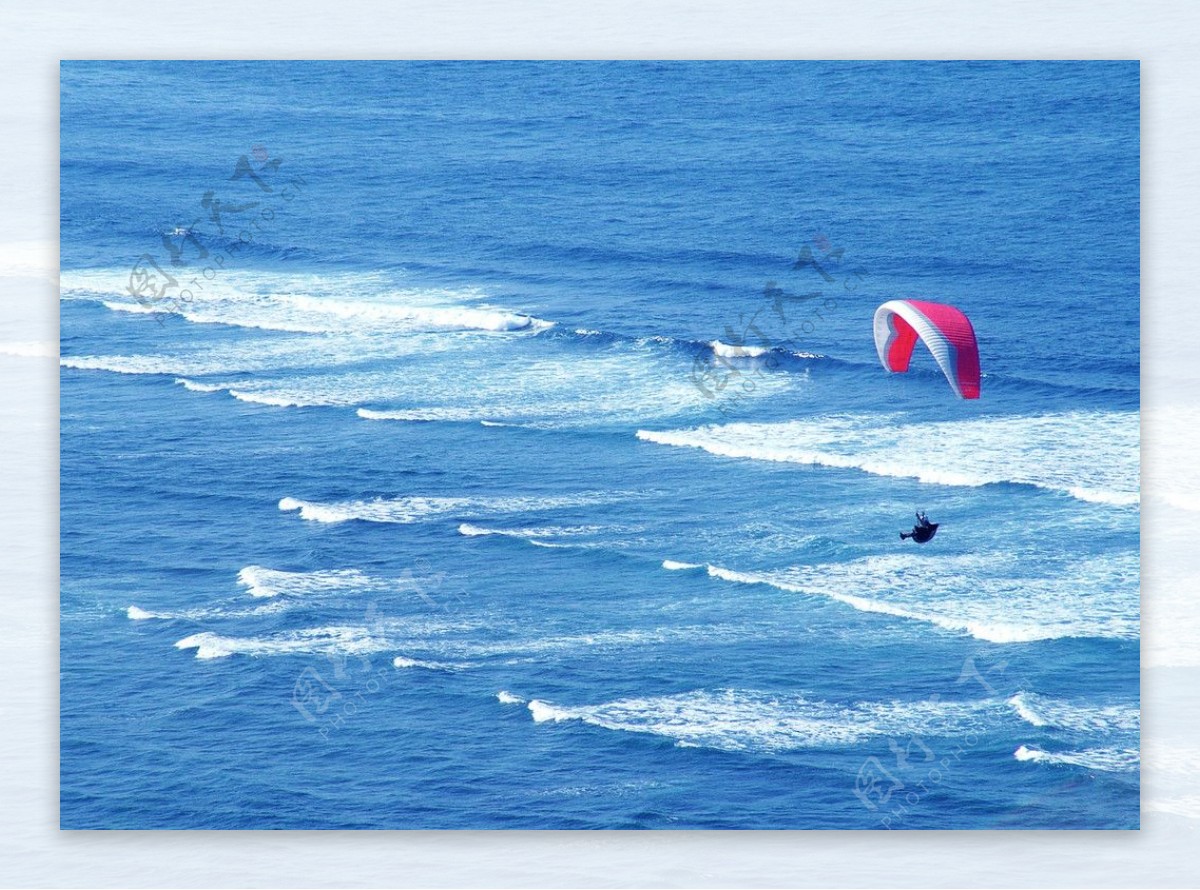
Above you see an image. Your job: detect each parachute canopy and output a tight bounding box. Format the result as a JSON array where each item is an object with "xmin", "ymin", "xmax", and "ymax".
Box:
[{"xmin": 873, "ymin": 299, "xmax": 980, "ymax": 399}]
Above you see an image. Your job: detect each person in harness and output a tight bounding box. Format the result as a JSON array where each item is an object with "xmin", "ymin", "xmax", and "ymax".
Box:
[{"xmin": 900, "ymin": 510, "xmax": 939, "ymax": 543}]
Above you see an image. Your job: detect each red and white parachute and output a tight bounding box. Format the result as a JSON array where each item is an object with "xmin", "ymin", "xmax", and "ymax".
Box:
[{"xmin": 873, "ymin": 299, "xmax": 981, "ymax": 399}]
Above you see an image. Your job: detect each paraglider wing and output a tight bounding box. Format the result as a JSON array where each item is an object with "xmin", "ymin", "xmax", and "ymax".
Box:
[{"xmin": 873, "ymin": 299, "xmax": 981, "ymax": 399}]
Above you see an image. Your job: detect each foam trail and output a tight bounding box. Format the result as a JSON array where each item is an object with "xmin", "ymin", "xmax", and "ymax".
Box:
[
  {"xmin": 64, "ymin": 267, "xmax": 555, "ymax": 335},
  {"xmin": 392, "ymin": 656, "xmax": 472, "ymax": 671},
  {"xmin": 359, "ymin": 407, "xmax": 511, "ymax": 423},
  {"xmin": 1007, "ymin": 693, "xmax": 1140, "ymax": 733},
  {"xmin": 710, "ymin": 340, "xmax": 771, "ymax": 358},
  {"xmin": 637, "ymin": 411, "xmax": 1139, "ymax": 507},
  {"xmin": 280, "ymin": 492, "xmax": 624, "ymax": 524},
  {"xmin": 237, "ymin": 566, "xmax": 379, "ymax": 598},
  {"xmin": 1014, "ymin": 745, "xmax": 1140, "ymax": 772},
  {"xmin": 526, "ymin": 689, "xmax": 991, "ymax": 754},
  {"xmin": 702, "ymin": 553, "xmax": 1139, "ymax": 644},
  {"xmin": 663, "ymin": 560, "xmax": 703, "ymax": 571},
  {"xmin": 174, "ymin": 626, "xmax": 388, "ymax": 660},
  {"xmin": 497, "ymin": 691, "xmax": 525, "ymax": 705},
  {"xmin": 175, "ymin": 378, "xmax": 226, "ymax": 393}
]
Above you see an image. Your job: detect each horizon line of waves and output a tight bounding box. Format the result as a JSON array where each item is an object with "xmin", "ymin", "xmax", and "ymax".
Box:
[
  {"xmin": 279, "ymin": 491, "xmax": 633, "ymax": 524},
  {"xmin": 636, "ymin": 411, "xmax": 1139, "ymax": 507},
  {"xmin": 1007, "ymin": 692, "xmax": 1139, "ymax": 733},
  {"xmin": 1013, "ymin": 744, "xmax": 1140, "ymax": 772},
  {"xmin": 698, "ymin": 553, "xmax": 1139, "ymax": 644},
  {"xmin": 525, "ymin": 689, "xmax": 996, "ymax": 754}
]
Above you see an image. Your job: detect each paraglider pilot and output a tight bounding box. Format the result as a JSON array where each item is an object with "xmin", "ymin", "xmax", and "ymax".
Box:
[{"xmin": 900, "ymin": 511, "xmax": 939, "ymax": 543}]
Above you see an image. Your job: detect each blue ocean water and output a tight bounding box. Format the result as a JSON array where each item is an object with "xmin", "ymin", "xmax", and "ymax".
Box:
[{"xmin": 59, "ymin": 61, "xmax": 1139, "ymax": 830}]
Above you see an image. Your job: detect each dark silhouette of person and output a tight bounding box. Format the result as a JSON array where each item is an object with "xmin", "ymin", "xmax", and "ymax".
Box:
[{"xmin": 901, "ymin": 510, "xmax": 939, "ymax": 543}]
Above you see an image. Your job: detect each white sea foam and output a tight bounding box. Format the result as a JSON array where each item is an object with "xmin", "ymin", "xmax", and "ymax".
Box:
[
  {"xmin": 458, "ymin": 523, "xmax": 599, "ymax": 539},
  {"xmin": 701, "ymin": 552, "xmax": 1139, "ymax": 644},
  {"xmin": 527, "ymin": 689, "xmax": 990, "ymax": 754},
  {"xmin": 64, "ymin": 268, "xmax": 553, "ymax": 335},
  {"xmin": 174, "ymin": 626, "xmax": 389, "ymax": 660},
  {"xmin": 126, "ymin": 600, "xmax": 290, "ymax": 622},
  {"xmin": 358, "ymin": 407, "xmax": 517, "ymax": 423},
  {"xmin": 710, "ymin": 340, "xmax": 771, "ymax": 359},
  {"xmin": 392, "ymin": 656, "xmax": 471, "ymax": 671},
  {"xmin": 280, "ymin": 492, "xmax": 623, "ymax": 524},
  {"xmin": 175, "ymin": 378, "xmax": 226, "ymax": 393},
  {"xmin": 637, "ymin": 411, "xmax": 1140, "ymax": 506},
  {"xmin": 662, "ymin": 560, "xmax": 703, "ymax": 571},
  {"xmin": 1014, "ymin": 744, "xmax": 1139, "ymax": 772},
  {"xmin": 1007, "ymin": 692, "xmax": 1139, "ymax": 733},
  {"xmin": 237, "ymin": 565, "xmax": 379, "ymax": 598},
  {"xmin": 497, "ymin": 691, "xmax": 525, "ymax": 704}
]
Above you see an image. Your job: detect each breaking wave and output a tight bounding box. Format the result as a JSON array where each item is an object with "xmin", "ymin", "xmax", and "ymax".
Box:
[
  {"xmin": 526, "ymin": 689, "xmax": 991, "ymax": 754},
  {"xmin": 236, "ymin": 565, "xmax": 381, "ymax": 598},
  {"xmin": 698, "ymin": 552, "xmax": 1139, "ymax": 644},
  {"xmin": 637, "ymin": 411, "xmax": 1139, "ymax": 506},
  {"xmin": 1014, "ymin": 744, "xmax": 1139, "ymax": 772},
  {"xmin": 279, "ymin": 492, "xmax": 626, "ymax": 524}
]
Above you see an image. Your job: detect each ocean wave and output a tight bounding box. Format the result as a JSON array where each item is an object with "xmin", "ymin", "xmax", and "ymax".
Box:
[
  {"xmin": 66, "ymin": 334, "xmax": 436, "ymax": 380},
  {"xmin": 526, "ymin": 689, "xmax": 991, "ymax": 754},
  {"xmin": 280, "ymin": 492, "xmax": 626, "ymax": 524},
  {"xmin": 637, "ymin": 411, "xmax": 1139, "ymax": 507},
  {"xmin": 110, "ymin": 290, "xmax": 550, "ymax": 335},
  {"xmin": 172, "ymin": 615, "xmax": 478, "ymax": 660},
  {"xmin": 358, "ymin": 407, "xmax": 517, "ymax": 423},
  {"xmin": 392, "ymin": 656, "xmax": 473, "ymax": 671},
  {"xmin": 174, "ymin": 626, "xmax": 388, "ymax": 660},
  {"xmin": 127, "ymin": 600, "xmax": 290, "ymax": 622},
  {"xmin": 710, "ymin": 339, "xmax": 772, "ymax": 359},
  {"xmin": 458, "ymin": 523, "xmax": 601, "ymax": 539},
  {"xmin": 63, "ymin": 268, "xmax": 553, "ymax": 335},
  {"xmin": 237, "ymin": 565, "xmax": 381, "ymax": 598},
  {"xmin": 497, "ymin": 691, "xmax": 525, "ymax": 704},
  {"xmin": 1007, "ymin": 692, "xmax": 1139, "ymax": 733},
  {"xmin": 1014, "ymin": 744, "xmax": 1139, "ymax": 772},
  {"xmin": 698, "ymin": 552, "xmax": 1139, "ymax": 644},
  {"xmin": 662, "ymin": 560, "xmax": 703, "ymax": 571}
]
